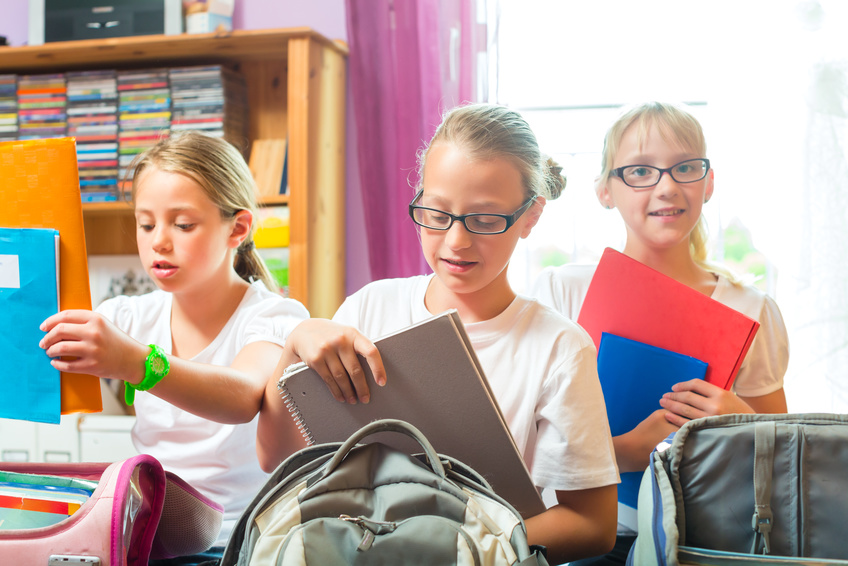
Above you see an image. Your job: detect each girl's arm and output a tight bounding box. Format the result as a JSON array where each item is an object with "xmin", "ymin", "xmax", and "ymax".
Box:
[
  {"xmin": 40, "ymin": 309, "xmax": 280, "ymax": 424},
  {"xmin": 739, "ymin": 388, "xmax": 787, "ymax": 413},
  {"xmin": 256, "ymin": 346, "xmax": 311, "ymax": 472},
  {"xmin": 255, "ymin": 318, "xmax": 387, "ymax": 472},
  {"xmin": 613, "ymin": 382, "xmax": 787, "ymax": 471},
  {"xmin": 612, "ymin": 409, "xmax": 679, "ymax": 472},
  {"xmin": 525, "ymin": 484, "xmax": 618, "ymax": 564}
]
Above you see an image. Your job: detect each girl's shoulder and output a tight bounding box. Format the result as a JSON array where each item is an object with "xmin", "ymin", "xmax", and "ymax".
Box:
[
  {"xmin": 95, "ymin": 289, "xmax": 168, "ymax": 318},
  {"xmin": 334, "ymin": 275, "xmax": 431, "ymax": 334},
  {"xmin": 241, "ymin": 281, "xmax": 309, "ymax": 319},
  {"xmin": 349, "ymin": 274, "xmax": 431, "ymax": 298},
  {"xmin": 528, "ymin": 263, "xmax": 598, "ymax": 319},
  {"xmin": 711, "ymin": 275, "xmax": 775, "ymax": 322},
  {"xmin": 94, "ymin": 290, "xmax": 171, "ymax": 335},
  {"xmin": 492, "ymin": 295, "xmax": 595, "ymax": 352}
]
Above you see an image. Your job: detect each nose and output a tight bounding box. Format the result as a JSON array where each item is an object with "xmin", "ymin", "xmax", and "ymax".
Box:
[
  {"xmin": 151, "ymin": 226, "xmax": 171, "ymax": 252},
  {"xmin": 444, "ymin": 218, "xmax": 472, "ymax": 249},
  {"xmin": 653, "ymin": 170, "xmax": 679, "ymax": 197}
]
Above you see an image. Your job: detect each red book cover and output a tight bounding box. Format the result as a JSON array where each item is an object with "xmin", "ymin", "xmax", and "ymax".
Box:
[{"xmin": 577, "ymin": 248, "xmax": 759, "ymax": 390}]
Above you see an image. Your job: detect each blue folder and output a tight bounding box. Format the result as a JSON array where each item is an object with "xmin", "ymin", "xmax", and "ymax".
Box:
[
  {"xmin": 0, "ymin": 227, "xmax": 61, "ymax": 424},
  {"xmin": 597, "ymin": 332, "xmax": 707, "ymax": 509}
]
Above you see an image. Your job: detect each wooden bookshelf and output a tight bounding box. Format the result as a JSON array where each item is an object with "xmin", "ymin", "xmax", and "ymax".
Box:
[{"xmin": 0, "ymin": 28, "xmax": 347, "ymax": 317}]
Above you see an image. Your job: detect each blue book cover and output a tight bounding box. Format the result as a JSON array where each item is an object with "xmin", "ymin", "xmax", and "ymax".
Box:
[
  {"xmin": 0, "ymin": 227, "xmax": 61, "ymax": 424},
  {"xmin": 597, "ymin": 332, "xmax": 707, "ymax": 509}
]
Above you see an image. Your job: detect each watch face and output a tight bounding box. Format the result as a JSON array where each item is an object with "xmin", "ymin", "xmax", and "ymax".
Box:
[{"xmin": 150, "ymin": 355, "xmax": 167, "ymax": 376}]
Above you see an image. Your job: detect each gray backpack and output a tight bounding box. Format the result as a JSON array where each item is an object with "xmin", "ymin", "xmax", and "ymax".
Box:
[
  {"xmin": 221, "ymin": 419, "xmax": 549, "ymax": 565},
  {"xmin": 630, "ymin": 413, "xmax": 848, "ymax": 565}
]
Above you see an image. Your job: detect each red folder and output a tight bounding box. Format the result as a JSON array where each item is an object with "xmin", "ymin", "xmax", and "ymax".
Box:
[{"xmin": 577, "ymin": 248, "xmax": 759, "ymax": 390}]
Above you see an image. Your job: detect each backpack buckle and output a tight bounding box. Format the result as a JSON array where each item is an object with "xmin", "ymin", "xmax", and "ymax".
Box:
[{"xmin": 751, "ymin": 507, "xmax": 773, "ymax": 554}]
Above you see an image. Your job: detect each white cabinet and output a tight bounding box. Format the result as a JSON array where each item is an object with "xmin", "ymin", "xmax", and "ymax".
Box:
[
  {"xmin": 0, "ymin": 413, "xmax": 136, "ymax": 463},
  {"xmin": 79, "ymin": 415, "xmax": 138, "ymax": 462}
]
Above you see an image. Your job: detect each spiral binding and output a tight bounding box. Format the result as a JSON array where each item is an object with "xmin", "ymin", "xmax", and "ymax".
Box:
[{"xmin": 278, "ymin": 378, "xmax": 316, "ymax": 445}]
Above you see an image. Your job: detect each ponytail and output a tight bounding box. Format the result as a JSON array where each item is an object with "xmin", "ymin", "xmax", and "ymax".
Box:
[
  {"xmin": 234, "ymin": 239, "xmax": 278, "ymax": 292},
  {"xmin": 691, "ymin": 216, "xmax": 741, "ymax": 283}
]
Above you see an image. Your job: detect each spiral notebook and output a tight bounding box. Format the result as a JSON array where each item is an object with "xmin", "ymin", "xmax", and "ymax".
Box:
[{"xmin": 278, "ymin": 310, "xmax": 546, "ymax": 519}]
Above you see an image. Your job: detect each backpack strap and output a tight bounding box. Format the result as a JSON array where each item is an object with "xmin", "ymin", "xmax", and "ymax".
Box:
[{"xmin": 751, "ymin": 421, "xmax": 776, "ymax": 555}]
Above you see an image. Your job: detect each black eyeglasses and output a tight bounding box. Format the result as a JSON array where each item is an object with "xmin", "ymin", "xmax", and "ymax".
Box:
[
  {"xmin": 408, "ymin": 189, "xmax": 536, "ymax": 235},
  {"xmin": 611, "ymin": 158, "xmax": 710, "ymax": 189}
]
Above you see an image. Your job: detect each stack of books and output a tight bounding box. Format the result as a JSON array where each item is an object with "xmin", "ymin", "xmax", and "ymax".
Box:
[
  {"xmin": 169, "ymin": 65, "xmax": 248, "ymax": 147},
  {"xmin": 117, "ymin": 68, "xmax": 171, "ymax": 199},
  {"xmin": 17, "ymin": 74, "xmax": 67, "ymax": 140},
  {"xmin": 67, "ymin": 70, "xmax": 120, "ymax": 202},
  {"xmin": 0, "ymin": 75, "xmax": 17, "ymax": 142}
]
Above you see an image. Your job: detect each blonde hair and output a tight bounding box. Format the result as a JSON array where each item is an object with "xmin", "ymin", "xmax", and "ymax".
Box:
[
  {"xmin": 130, "ymin": 131, "xmax": 277, "ymax": 292},
  {"xmin": 416, "ymin": 103, "xmax": 566, "ymax": 200},
  {"xmin": 598, "ymin": 101, "xmax": 736, "ymax": 280}
]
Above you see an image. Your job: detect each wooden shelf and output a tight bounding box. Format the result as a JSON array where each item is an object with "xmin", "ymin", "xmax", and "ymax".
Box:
[
  {"xmin": 1, "ymin": 29, "xmax": 347, "ymax": 317},
  {"xmin": 0, "ymin": 28, "xmax": 347, "ymax": 73}
]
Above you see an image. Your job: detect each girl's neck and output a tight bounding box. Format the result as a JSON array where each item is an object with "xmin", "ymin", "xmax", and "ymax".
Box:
[
  {"xmin": 622, "ymin": 241, "xmax": 717, "ymax": 296},
  {"xmin": 424, "ymin": 273, "xmax": 516, "ymax": 324},
  {"xmin": 169, "ymin": 272, "xmax": 250, "ymax": 358}
]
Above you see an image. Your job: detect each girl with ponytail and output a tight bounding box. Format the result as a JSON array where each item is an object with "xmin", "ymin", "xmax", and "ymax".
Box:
[{"xmin": 40, "ymin": 131, "xmax": 309, "ymax": 564}]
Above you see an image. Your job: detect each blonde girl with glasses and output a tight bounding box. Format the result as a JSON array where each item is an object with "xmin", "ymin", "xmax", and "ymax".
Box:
[
  {"xmin": 531, "ymin": 101, "xmax": 789, "ymax": 566},
  {"xmin": 39, "ymin": 132, "xmax": 310, "ymax": 563},
  {"xmin": 258, "ymin": 103, "xmax": 620, "ymax": 564}
]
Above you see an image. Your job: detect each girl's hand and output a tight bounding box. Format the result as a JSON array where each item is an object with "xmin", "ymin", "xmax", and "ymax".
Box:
[
  {"xmin": 613, "ymin": 409, "xmax": 679, "ymax": 472},
  {"xmin": 284, "ymin": 319, "xmax": 385, "ymax": 404},
  {"xmin": 660, "ymin": 379, "xmax": 754, "ymax": 427},
  {"xmin": 39, "ymin": 310, "xmax": 148, "ymax": 384}
]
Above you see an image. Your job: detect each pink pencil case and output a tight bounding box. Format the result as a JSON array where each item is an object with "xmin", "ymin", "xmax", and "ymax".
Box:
[{"xmin": 0, "ymin": 454, "xmax": 223, "ymax": 566}]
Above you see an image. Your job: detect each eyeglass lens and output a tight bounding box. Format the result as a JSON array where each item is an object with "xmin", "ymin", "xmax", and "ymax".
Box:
[{"xmin": 620, "ymin": 159, "xmax": 708, "ymax": 188}]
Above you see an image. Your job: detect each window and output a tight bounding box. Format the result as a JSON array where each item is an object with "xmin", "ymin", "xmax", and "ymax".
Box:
[
  {"xmin": 490, "ymin": 0, "xmax": 788, "ymax": 296},
  {"xmin": 490, "ymin": 0, "xmax": 848, "ymax": 412}
]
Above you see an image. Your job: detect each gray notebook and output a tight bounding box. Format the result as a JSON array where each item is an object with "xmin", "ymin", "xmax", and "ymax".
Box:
[{"xmin": 278, "ymin": 309, "xmax": 546, "ymax": 519}]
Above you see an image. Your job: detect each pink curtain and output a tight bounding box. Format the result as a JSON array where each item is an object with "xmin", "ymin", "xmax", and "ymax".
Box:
[{"xmin": 345, "ymin": 0, "xmax": 485, "ymax": 281}]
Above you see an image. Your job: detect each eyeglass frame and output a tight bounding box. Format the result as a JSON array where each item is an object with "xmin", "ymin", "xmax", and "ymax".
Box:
[
  {"xmin": 407, "ymin": 189, "xmax": 537, "ymax": 235},
  {"xmin": 610, "ymin": 158, "xmax": 711, "ymax": 189}
]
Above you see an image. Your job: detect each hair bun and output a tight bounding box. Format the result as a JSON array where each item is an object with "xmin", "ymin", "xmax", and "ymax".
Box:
[{"xmin": 545, "ymin": 156, "xmax": 566, "ymax": 200}]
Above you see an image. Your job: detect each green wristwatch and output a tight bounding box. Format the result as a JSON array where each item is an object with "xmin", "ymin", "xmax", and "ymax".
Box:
[{"xmin": 125, "ymin": 344, "xmax": 170, "ymax": 406}]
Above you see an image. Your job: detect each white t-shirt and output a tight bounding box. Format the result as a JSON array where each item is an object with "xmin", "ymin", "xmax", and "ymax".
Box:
[
  {"xmin": 529, "ymin": 263, "xmax": 788, "ymax": 397},
  {"xmin": 96, "ymin": 281, "xmax": 309, "ymax": 545},
  {"xmin": 334, "ymin": 274, "xmax": 620, "ymax": 497}
]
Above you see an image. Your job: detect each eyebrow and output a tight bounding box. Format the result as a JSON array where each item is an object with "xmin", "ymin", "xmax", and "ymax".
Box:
[
  {"xmin": 622, "ymin": 148, "xmax": 700, "ymax": 162},
  {"xmin": 134, "ymin": 205, "xmax": 198, "ymax": 215},
  {"xmin": 420, "ymin": 195, "xmax": 511, "ymax": 212}
]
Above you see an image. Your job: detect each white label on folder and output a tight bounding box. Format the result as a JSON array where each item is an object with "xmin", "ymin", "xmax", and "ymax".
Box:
[{"xmin": 0, "ymin": 254, "xmax": 21, "ymax": 288}]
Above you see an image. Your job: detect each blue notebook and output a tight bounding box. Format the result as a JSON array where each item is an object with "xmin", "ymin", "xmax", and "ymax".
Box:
[
  {"xmin": 0, "ymin": 227, "xmax": 61, "ymax": 424},
  {"xmin": 597, "ymin": 332, "xmax": 707, "ymax": 509}
]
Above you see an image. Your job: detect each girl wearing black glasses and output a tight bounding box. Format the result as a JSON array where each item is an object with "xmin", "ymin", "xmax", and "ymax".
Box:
[
  {"xmin": 532, "ymin": 101, "xmax": 789, "ymax": 565},
  {"xmin": 258, "ymin": 103, "xmax": 620, "ymax": 564}
]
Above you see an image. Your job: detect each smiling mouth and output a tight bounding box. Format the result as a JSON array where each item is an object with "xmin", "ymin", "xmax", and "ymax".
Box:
[
  {"xmin": 443, "ymin": 259, "xmax": 475, "ymax": 266},
  {"xmin": 649, "ymin": 209, "xmax": 684, "ymax": 217}
]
